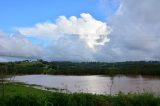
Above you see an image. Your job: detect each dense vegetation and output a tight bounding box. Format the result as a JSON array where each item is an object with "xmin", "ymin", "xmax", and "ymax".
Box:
[
  {"xmin": 1, "ymin": 60, "xmax": 160, "ymax": 75},
  {"xmin": 1, "ymin": 61, "xmax": 160, "ymax": 106},
  {"xmin": 0, "ymin": 83, "xmax": 160, "ymax": 106}
]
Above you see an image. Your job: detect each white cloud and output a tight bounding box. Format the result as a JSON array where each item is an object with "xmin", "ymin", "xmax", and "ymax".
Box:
[
  {"xmin": 2, "ymin": 0, "xmax": 160, "ymax": 62},
  {"xmin": 0, "ymin": 32, "xmax": 42, "ymax": 59},
  {"xmin": 0, "ymin": 13, "xmax": 112, "ymax": 62},
  {"xmin": 105, "ymin": 0, "xmax": 160, "ymax": 61},
  {"xmin": 18, "ymin": 13, "xmax": 111, "ymax": 49}
]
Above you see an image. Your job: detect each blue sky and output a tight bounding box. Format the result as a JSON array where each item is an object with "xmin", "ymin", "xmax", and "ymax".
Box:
[{"xmin": 0, "ymin": 0, "xmax": 119, "ymax": 32}]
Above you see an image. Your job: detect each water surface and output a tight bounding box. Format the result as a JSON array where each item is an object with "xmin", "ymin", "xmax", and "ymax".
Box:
[{"xmin": 10, "ymin": 75, "xmax": 160, "ymax": 94}]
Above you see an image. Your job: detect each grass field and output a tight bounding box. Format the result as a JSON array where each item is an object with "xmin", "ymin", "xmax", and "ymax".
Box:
[{"xmin": 0, "ymin": 83, "xmax": 160, "ymax": 106}]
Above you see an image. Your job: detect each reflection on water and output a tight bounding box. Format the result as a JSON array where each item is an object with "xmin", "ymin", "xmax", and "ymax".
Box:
[{"xmin": 9, "ymin": 75, "xmax": 160, "ymax": 94}]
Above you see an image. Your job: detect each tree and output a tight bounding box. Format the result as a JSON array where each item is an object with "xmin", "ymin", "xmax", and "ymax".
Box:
[{"xmin": 0, "ymin": 63, "xmax": 7, "ymax": 97}]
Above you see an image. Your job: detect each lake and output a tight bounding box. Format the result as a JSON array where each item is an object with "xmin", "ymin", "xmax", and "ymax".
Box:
[{"xmin": 9, "ymin": 75, "xmax": 160, "ymax": 95}]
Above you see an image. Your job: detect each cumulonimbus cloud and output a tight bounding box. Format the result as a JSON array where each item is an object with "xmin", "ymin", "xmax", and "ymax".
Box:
[{"xmin": 18, "ymin": 13, "xmax": 111, "ymax": 49}]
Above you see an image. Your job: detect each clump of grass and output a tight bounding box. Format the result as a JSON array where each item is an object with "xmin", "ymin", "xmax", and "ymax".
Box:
[
  {"xmin": 1, "ymin": 92, "xmax": 160, "ymax": 106},
  {"xmin": 0, "ymin": 83, "xmax": 160, "ymax": 106}
]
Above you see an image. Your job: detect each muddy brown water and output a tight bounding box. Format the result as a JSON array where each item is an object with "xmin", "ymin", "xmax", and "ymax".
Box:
[{"xmin": 8, "ymin": 75, "xmax": 160, "ymax": 94}]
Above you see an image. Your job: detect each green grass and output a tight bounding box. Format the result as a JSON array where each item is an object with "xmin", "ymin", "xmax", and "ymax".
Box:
[
  {"xmin": 0, "ymin": 83, "xmax": 160, "ymax": 106},
  {"xmin": 1, "ymin": 83, "xmax": 49, "ymax": 96}
]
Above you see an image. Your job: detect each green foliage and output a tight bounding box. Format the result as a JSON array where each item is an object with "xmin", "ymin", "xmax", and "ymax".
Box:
[
  {"xmin": 1, "ymin": 60, "xmax": 160, "ymax": 75},
  {"xmin": 0, "ymin": 83, "xmax": 160, "ymax": 106}
]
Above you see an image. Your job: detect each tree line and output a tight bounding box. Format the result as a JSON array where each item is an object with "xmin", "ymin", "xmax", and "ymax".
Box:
[{"xmin": 0, "ymin": 60, "xmax": 160, "ymax": 75}]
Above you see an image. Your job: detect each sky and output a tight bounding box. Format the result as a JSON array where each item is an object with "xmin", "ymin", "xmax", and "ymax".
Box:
[
  {"xmin": 0, "ymin": 0, "xmax": 116, "ymax": 31},
  {"xmin": 0, "ymin": 0, "xmax": 160, "ymax": 62}
]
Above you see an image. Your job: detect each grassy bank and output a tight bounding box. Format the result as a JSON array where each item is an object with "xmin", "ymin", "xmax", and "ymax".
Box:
[{"xmin": 0, "ymin": 83, "xmax": 160, "ymax": 106}]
